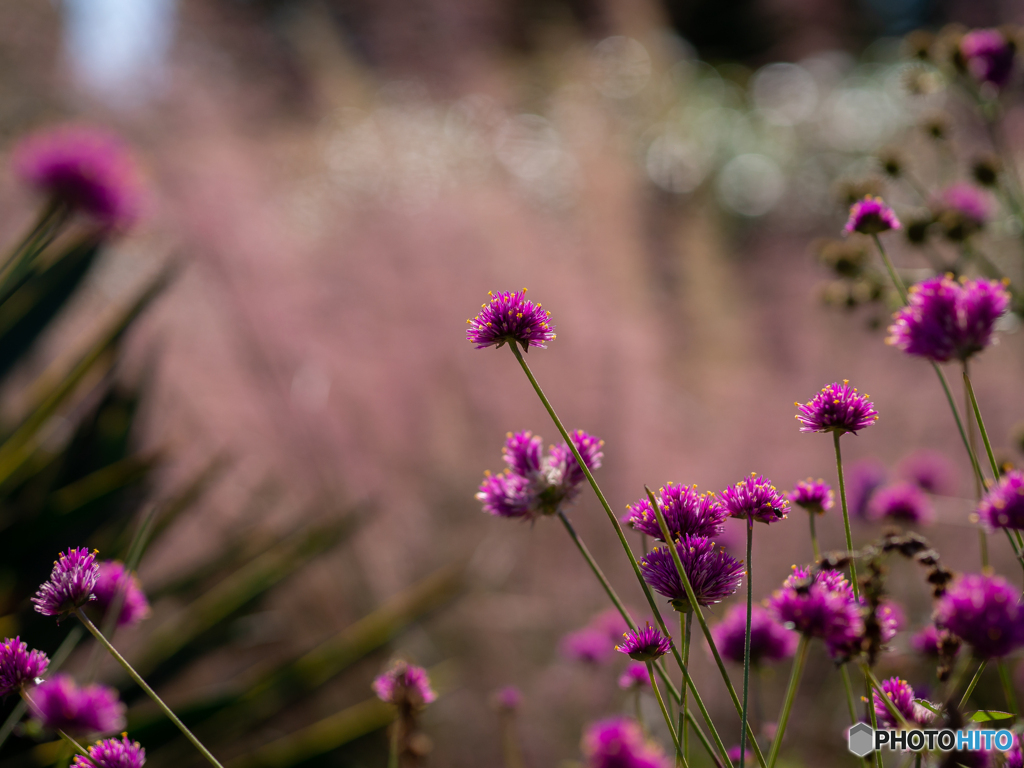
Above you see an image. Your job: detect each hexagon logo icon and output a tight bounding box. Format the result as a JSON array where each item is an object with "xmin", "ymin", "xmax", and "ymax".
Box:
[{"xmin": 848, "ymin": 723, "xmax": 874, "ymax": 757}]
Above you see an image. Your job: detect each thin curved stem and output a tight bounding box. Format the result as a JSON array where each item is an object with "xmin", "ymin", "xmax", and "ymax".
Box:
[
  {"xmin": 959, "ymin": 660, "xmax": 987, "ymax": 710},
  {"xmin": 739, "ymin": 517, "xmax": 754, "ymax": 768},
  {"xmin": 839, "ymin": 665, "xmax": 859, "ymax": 726},
  {"xmin": 865, "ymin": 672, "xmax": 883, "ymax": 768},
  {"xmin": 767, "ymin": 636, "xmax": 809, "ymax": 768},
  {"xmin": 388, "ymin": 720, "xmax": 400, "ymax": 768},
  {"xmin": 871, "ymin": 234, "xmax": 908, "ymax": 304},
  {"xmin": 833, "ymin": 433, "xmax": 859, "ymax": 601},
  {"xmin": 682, "ymin": 612, "xmax": 691, "ymax": 764},
  {"xmin": 647, "ymin": 662, "xmax": 685, "ymax": 767},
  {"xmin": 998, "ymin": 661, "xmax": 1019, "ymax": 717},
  {"xmin": 57, "ymin": 731, "xmax": 89, "ymax": 757},
  {"xmin": 808, "ymin": 512, "xmax": 820, "ymax": 562}
]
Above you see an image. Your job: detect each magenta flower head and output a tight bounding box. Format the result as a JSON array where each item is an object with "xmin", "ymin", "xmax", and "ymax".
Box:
[
  {"xmin": 91, "ymin": 562, "xmax": 151, "ymax": 627},
  {"xmin": 626, "ymin": 483, "xmax": 726, "ymax": 540},
  {"xmin": 768, "ymin": 567, "xmax": 863, "ymax": 653},
  {"xmin": 796, "ymin": 380, "xmax": 878, "ymax": 435},
  {"xmin": 372, "ymin": 661, "xmax": 436, "ymax": 708},
  {"xmin": 0, "ymin": 637, "xmax": 49, "ymax": 696},
  {"xmin": 959, "ymin": 29, "xmax": 1016, "ymax": 88},
  {"xmin": 887, "ymin": 275, "xmax": 1010, "ymax": 363},
  {"xmin": 847, "ymin": 458, "xmax": 887, "ymax": 519},
  {"xmin": 562, "ymin": 628, "xmax": 614, "ymax": 664},
  {"xmin": 588, "ymin": 608, "xmax": 630, "ymax": 642},
  {"xmin": 27, "ymin": 675, "xmax": 125, "ymax": 735},
  {"xmin": 935, "ymin": 183, "xmax": 991, "ymax": 241},
  {"xmin": 618, "ymin": 662, "xmax": 650, "ymax": 691},
  {"xmin": 721, "ymin": 474, "xmax": 789, "ymax": 525},
  {"xmin": 1007, "ymin": 733, "xmax": 1023, "ymax": 768},
  {"xmin": 72, "ymin": 734, "xmax": 146, "ymax": 768},
  {"xmin": 936, "ymin": 573, "xmax": 1024, "ymax": 658},
  {"xmin": 898, "ymin": 450, "xmax": 958, "ymax": 495},
  {"xmin": 492, "ymin": 685, "xmax": 523, "ymax": 712},
  {"xmin": 873, "ymin": 677, "xmax": 933, "ymax": 727},
  {"xmin": 977, "ymin": 470, "xmax": 1024, "ymax": 530},
  {"xmin": 466, "ymin": 289, "xmax": 555, "ymax": 352},
  {"xmin": 13, "ymin": 126, "xmax": 141, "ymax": 229},
  {"xmin": 911, "ymin": 624, "xmax": 961, "ymax": 659},
  {"xmin": 616, "ymin": 623, "xmax": 672, "ymax": 662},
  {"xmin": 712, "ymin": 605, "xmax": 797, "ymax": 667},
  {"xmin": 32, "ymin": 547, "xmax": 100, "ymax": 618},
  {"xmin": 844, "ymin": 196, "xmax": 901, "ymax": 235},
  {"xmin": 581, "ymin": 716, "xmax": 672, "ymax": 768},
  {"xmin": 640, "ymin": 535, "xmax": 744, "ymax": 612},
  {"xmin": 787, "ymin": 479, "xmax": 834, "ymax": 515},
  {"xmin": 868, "ymin": 482, "xmax": 934, "ymax": 524}
]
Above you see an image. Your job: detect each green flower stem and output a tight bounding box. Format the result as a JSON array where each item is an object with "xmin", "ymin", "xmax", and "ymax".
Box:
[
  {"xmin": 959, "ymin": 660, "xmax": 987, "ymax": 710},
  {"xmin": 861, "ymin": 664, "xmax": 910, "ymax": 730},
  {"xmin": 767, "ymin": 635, "xmax": 809, "ymax": 768},
  {"xmin": 684, "ymin": 711, "xmax": 714, "ymax": 765},
  {"xmin": 635, "ymin": 690, "xmax": 646, "ymax": 734},
  {"xmin": 75, "ymin": 609, "xmax": 225, "ymax": 768},
  {"xmin": 739, "ymin": 517, "xmax": 754, "ymax": 768},
  {"xmin": 839, "ymin": 665, "xmax": 858, "ymax": 725},
  {"xmin": 58, "ymin": 731, "xmax": 89, "ymax": 757},
  {"xmin": 647, "ymin": 662, "xmax": 686, "ymax": 768},
  {"xmin": 388, "ymin": 720, "xmax": 400, "ymax": 768},
  {"xmin": 808, "ymin": 512, "xmax": 820, "ymax": 562},
  {"xmin": 681, "ymin": 612, "xmax": 692, "ymax": 764},
  {"xmin": 871, "ymin": 234, "xmax": 909, "ymax": 304},
  {"xmin": 998, "ymin": 660, "xmax": 1019, "ymax": 716},
  {"xmin": 865, "ymin": 672, "xmax": 883, "ymax": 768},
  {"xmin": 832, "ymin": 432, "xmax": 859, "ymax": 601},
  {"xmin": 645, "ymin": 486, "xmax": 768, "ymax": 768}
]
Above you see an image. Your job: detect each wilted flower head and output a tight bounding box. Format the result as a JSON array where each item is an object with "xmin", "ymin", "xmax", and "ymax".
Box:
[
  {"xmin": 492, "ymin": 685, "xmax": 523, "ymax": 712},
  {"xmin": 935, "ymin": 573, "xmax": 1024, "ymax": 658},
  {"xmin": 977, "ymin": 470, "xmax": 1024, "ymax": 530},
  {"xmin": 847, "ymin": 458, "xmax": 887, "ymax": 519},
  {"xmin": 640, "ymin": 535, "xmax": 744, "ymax": 612},
  {"xmin": 873, "ymin": 677, "xmax": 934, "ymax": 727},
  {"xmin": 91, "ymin": 562, "xmax": 151, "ymax": 627},
  {"xmin": 562, "ymin": 628, "xmax": 614, "ymax": 665},
  {"xmin": 616, "ymin": 623, "xmax": 672, "ymax": 662},
  {"xmin": 844, "ymin": 196, "xmax": 901, "ymax": 235},
  {"xmin": 959, "ymin": 29, "xmax": 1016, "ymax": 87},
  {"xmin": 372, "ymin": 661, "xmax": 436, "ymax": 708},
  {"xmin": 887, "ymin": 275, "xmax": 1010, "ymax": 363},
  {"xmin": 712, "ymin": 605, "xmax": 798, "ymax": 667},
  {"xmin": 0, "ymin": 637, "xmax": 49, "ymax": 696},
  {"xmin": 72, "ymin": 734, "xmax": 146, "ymax": 768},
  {"xmin": 32, "ymin": 547, "xmax": 99, "ymax": 618},
  {"xmin": 787, "ymin": 479, "xmax": 834, "ymax": 515},
  {"xmin": 618, "ymin": 662, "xmax": 650, "ymax": 691},
  {"xmin": 581, "ymin": 716, "xmax": 672, "ymax": 768},
  {"xmin": 27, "ymin": 675, "xmax": 125, "ymax": 735},
  {"xmin": 796, "ymin": 380, "xmax": 878, "ymax": 435},
  {"xmin": 467, "ymin": 289, "xmax": 555, "ymax": 351},
  {"xmin": 626, "ymin": 483, "xmax": 726, "ymax": 540},
  {"xmin": 769, "ymin": 567, "xmax": 863, "ymax": 657},
  {"xmin": 898, "ymin": 450, "xmax": 958, "ymax": 495},
  {"xmin": 721, "ymin": 474, "xmax": 789, "ymax": 524},
  {"xmin": 868, "ymin": 482, "xmax": 934, "ymax": 524},
  {"xmin": 13, "ymin": 126, "xmax": 141, "ymax": 229},
  {"xmin": 477, "ymin": 429, "xmax": 603, "ymax": 520},
  {"xmin": 935, "ymin": 183, "xmax": 991, "ymax": 241}
]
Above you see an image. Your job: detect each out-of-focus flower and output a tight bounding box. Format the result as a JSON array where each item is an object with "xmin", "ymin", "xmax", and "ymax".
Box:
[
  {"xmin": 977, "ymin": 470, "xmax": 1024, "ymax": 530},
  {"xmin": 72, "ymin": 734, "xmax": 146, "ymax": 768},
  {"xmin": 625, "ymin": 483, "xmax": 726, "ymax": 540},
  {"xmin": 972, "ymin": 153, "xmax": 1001, "ymax": 188},
  {"xmin": 372, "ymin": 661, "xmax": 436, "ymax": 708},
  {"xmin": 91, "ymin": 562, "xmax": 151, "ymax": 627},
  {"xmin": 27, "ymin": 675, "xmax": 125, "ymax": 735},
  {"xmin": 959, "ymin": 29, "xmax": 1016, "ymax": 88},
  {"xmin": 868, "ymin": 482, "xmax": 934, "ymax": 524},
  {"xmin": 581, "ymin": 716, "xmax": 671, "ymax": 768},
  {"xmin": 477, "ymin": 429, "xmax": 603, "ymax": 520},
  {"xmin": 887, "ymin": 275, "xmax": 1009, "ymax": 363},
  {"xmin": 1006, "ymin": 733, "xmax": 1023, "ymax": 768},
  {"xmin": 640, "ymin": 535, "xmax": 744, "ymax": 612},
  {"xmin": 898, "ymin": 450, "xmax": 958, "ymax": 495},
  {"xmin": 768, "ymin": 567, "xmax": 863, "ymax": 660},
  {"xmin": 0, "ymin": 637, "xmax": 49, "ymax": 696},
  {"xmin": 935, "ymin": 573, "xmax": 1024, "ymax": 658},
  {"xmin": 32, "ymin": 547, "xmax": 99, "ymax": 618},
  {"xmin": 844, "ymin": 196, "xmax": 901, "ymax": 235},
  {"xmin": 466, "ymin": 289, "xmax": 555, "ymax": 351},
  {"xmin": 935, "ymin": 183, "xmax": 991, "ymax": 241},
  {"xmin": 847, "ymin": 458, "xmax": 887, "ymax": 519},
  {"xmin": 911, "ymin": 624, "xmax": 961, "ymax": 659},
  {"xmin": 492, "ymin": 685, "xmax": 523, "ymax": 712},
  {"xmin": 873, "ymin": 677, "xmax": 934, "ymax": 727},
  {"xmin": 618, "ymin": 662, "xmax": 650, "ymax": 691},
  {"xmin": 588, "ymin": 608, "xmax": 631, "ymax": 643},
  {"xmin": 562, "ymin": 628, "xmax": 614, "ymax": 665},
  {"xmin": 796, "ymin": 380, "xmax": 878, "ymax": 435},
  {"xmin": 787, "ymin": 479, "xmax": 834, "ymax": 515},
  {"xmin": 712, "ymin": 605, "xmax": 797, "ymax": 667},
  {"xmin": 721, "ymin": 474, "xmax": 789, "ymax": 524},
  {"xmin": 12, "ymin": 126, "xmax": 141, "ymax": 229},
  {"xmin": 615, "ymin": 623, "xmax": 672, "ymax": 662}
]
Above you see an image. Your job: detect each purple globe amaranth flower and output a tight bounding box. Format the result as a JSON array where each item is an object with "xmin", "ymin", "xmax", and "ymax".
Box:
[
  {"xmin": 618, "ymin": 662, "xmax": 650, "ymax": 691},
  {"xmin": 27, "ymin": 675, "xmax": 125, "ymax": 735},
  {"xmin": 935, "ymin": 183, "xmax": 991, "ymax": 240},
  {"xmin": 960, "ymin": 29, "xmax": 1016, "ymax": 88},
  {"xmin": 640, "ymin": 535, "xmax": 744, "ymax": 612},
  {"xmin": 588, "ymin": 608, "xmax": 631, "ymax": 642},
  {"xmin": 787, "ymin": 479, "xmax": 834, "ymax": 515},
  {"xmin": 911, "ymin": 624, "xmax": 945, "ymax": 656},
  {"xmin": 868, "ymin": 482, "xmax": 934, "ymax": 524},
  {"xmin": 721, "ymin": 474, "xmax": 789, "ymax": 525},
  {"xmin": 492, "ymin": 685, "xmax": 523, "ymax": 712},
  {"xmin": 828, "ymin": 598, "xmax": 903, "ymax": 661},
  {"xmin": 477, "ymin": 429, "xmax": 603, "ymax": 521},
  {"xmin": 712, "ymin": 604, "xmax": 797, "ymax": 667},
  {"xmin": 466, "ymin": 289, "xmax": 555, "ymax": 352},
  {"xmin": 626, "ymin": 483, "xmax": 726, "ymax": 540},
  {"xmin": 91, "ymin": 561, "xmax": 151, "ymax": 627},
  {"xmin": 581, "ymin": 716, "xmax": 672, "ymax": 768},
  {"xmin": 977, "ymin": 470, "xmax": 1024, "ymax": 530},
  {"xmin": 935, "ymin": 573, "xmax": 1024, "ymax": 658},
  {"xmin": 72, "ymin": 734, "xmax": 146, "ymax": 768},
  {"xmin": 32, "ymin": 547, "xmax": 100, "ymax": 618},
  {"xmin": 886, "ymin": 275, "xmax": 1010, "ymax": 363},
  {"xmin": 873, "ymin": 677, "xmax": 934, "ymax": 727},
  {"xmin": 768, "ymin": 567, "xmax": 863, "ymax": 654},
  {"xmin": 898, "ymin": 450, "xmax": 958, "ymax": 495},
  {"xmin": 562, "ymin": 627, "xmax": 614, "ymax": 665},
  {"xmin": 1006, "ymin": 733, "xmax": 1023, "ymax": 768},
  {"xmin": 844, "ymin": 196, "xmax": 901, "ymax": 235},
  {"xmin": 796, "ymin": 380, "xmax": 878, "ymax": 435},
  {"xmin": 847, "ymin": 458, "xmax": 887, "ymax": 519},
  {"xmin": 13, "ymin": 126, "xmax": 141, "ymax": 230},
  {"xmin": 616, "ymin": 623, "xmax": 672, "ymax": 662},
  {"xmin": 0, "ymin": 637, "xmax": 49, "ymax": 696},
  {"xmin": 372, "ymin": 661, "xmax": 436, "ymax": 708}
]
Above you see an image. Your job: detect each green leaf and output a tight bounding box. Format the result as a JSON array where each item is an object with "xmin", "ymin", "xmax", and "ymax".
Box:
[
  {"xmin": 968, "ymin": 710, "xmax": 1014, "ymax": 722},
  {"xmin": 915, "ymin": 699, "xmax": 941, "ymax": 715}
]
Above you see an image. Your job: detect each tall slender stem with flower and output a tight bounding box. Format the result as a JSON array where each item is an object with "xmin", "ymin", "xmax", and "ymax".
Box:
[
  {"xmin": 766, "ymin": 636, "xmax": 809, "ymax": 768},
  {"xmin": 832, "ymin": 433, "xmax": 859, "ymax": 600},
  {"xmin": 739, "ymin": 516, "xmax": 754, "ymax": 768}
]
